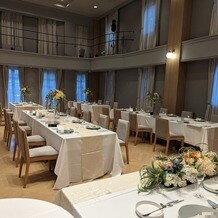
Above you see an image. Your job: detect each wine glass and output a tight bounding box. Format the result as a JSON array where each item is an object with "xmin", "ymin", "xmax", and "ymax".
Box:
[{"xmin": 193, "ymin": 172, "xmax": 205, "ymax": 198}]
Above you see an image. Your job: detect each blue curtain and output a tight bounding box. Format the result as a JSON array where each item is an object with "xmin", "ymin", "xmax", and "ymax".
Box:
[
  {"xmin": 76, "ymin": 73, "xmax": 87, "ymax": 102},
  {"xmin": 7, "ymin": 67, "xmax": 21, "ymax": 103},
  {"xmin": 41, "ymin": 70, "xmax": 56, "ymax": 105},
  {"xmin": 211, "ymin": 64, "xmax": 218, "ymax": 107}
]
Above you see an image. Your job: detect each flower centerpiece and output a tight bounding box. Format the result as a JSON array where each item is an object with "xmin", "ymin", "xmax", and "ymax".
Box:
[
  {"xmin": 52, "ymin": 89, "xmax": 66, "ymax": 115},
  {"xmin": 138, "ymin": 148, "xmax": 218, "ymax": 193},
  {"xmin": 20, "ymin": 86, "xmax": 31, "ymax": 102},
  {"xmin": 84, "ymin": 88, "xmax": 93, "ymax": 102},
  {"xmin": 146, "ymin": 91, "xmax": 162, "ymax": 115}
]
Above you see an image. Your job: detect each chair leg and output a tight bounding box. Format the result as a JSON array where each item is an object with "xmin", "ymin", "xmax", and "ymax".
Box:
[
  {"xmin": 153, "ymin": 135, "xmax": 157, "ymax": 152},
  {"xmin": 19, "ymin": 157, "xmax": 24, "ymax": 178},
  {"xmin": 49, "ymin": 160, "xmax": 52, "ymax": 172},
  {"xmin": 134, "ymin": 130, "xmax": 138, "ymax": 145},
  {"xmin": 7, "ymin": 133, "xmax": 12, "ymax": 150},
  {"xmin": 23, "ymin": 162, "xmax": 30, "ymax": 188},
  {"xmin": 150, "ymin": 132, "xmax": 153, "ymax": 144},
  {"xmin": 13, "ymin": 143, "xmax": 17, "ymax": 161},
  {"xmin": 125, "ymin": 144, "xmax": 129, "ymax": 164},
  {"xmin": 3, "ymin": 127, "xmax": 6, "ymax": 141},
  {"xmin": 16, "ymin": 148, "xmax": 21, "ymax": 167},
  {"xmin": 165, "ymin": 139, "xmax": 170, "ymax": 154}
]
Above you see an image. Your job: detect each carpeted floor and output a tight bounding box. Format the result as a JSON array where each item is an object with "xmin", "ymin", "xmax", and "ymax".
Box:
[{"xmin": 0, "ymin": 126, "xmax": 169, "ymax": 202}]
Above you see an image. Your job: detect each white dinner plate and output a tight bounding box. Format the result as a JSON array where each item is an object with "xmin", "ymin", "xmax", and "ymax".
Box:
[
  {"xmin": 178, "ymin": 204, "xmax": 217, "ymax": 218},
  {"xmin": 86, "ymin": 125, "xmax": 101, "ymax": 130},
  {"xmin": 202, "ymin": 177, "xmax": 218, "ymax": 194},
  {"xmin": 135, "ymin": 200, "xmax": 163, "ymax": 218}
]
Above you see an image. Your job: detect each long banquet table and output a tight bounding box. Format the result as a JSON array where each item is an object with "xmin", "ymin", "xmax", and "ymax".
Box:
[
  {"xmin": 9, "ymin": 102, "xmax": 43, "ymax": 120},
  {"xmin": 118, "ymin": 110, "xmax": 218, "ymax": 151},
  {"xmin": 56, "ymin": 172, "xmax": 218, "ymax": 218},
  {"xmin": 21, "ymin": 110, "xmax": 124, "ymax": 189}
]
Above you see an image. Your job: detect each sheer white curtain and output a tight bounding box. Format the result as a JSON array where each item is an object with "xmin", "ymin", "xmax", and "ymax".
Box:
[
  {"xmin": 1, "ymin": 12, "xmax": 23, "ymax": 50},
  {"xmin": 137, "ymin": 67, "xmax": 155, "ymax": 109},
  {"xmin": 104, "ymin": 71, "xmax": 115, "ymax": 105},
  {"xmin": 139, "ymin": 0, "xmax": 160, "ymax": 50},
  {"xmin": 105, "ymin": 11, "xmax": 118, "ymax": 55},
  {"xmin": 38, "ymin": 18, "xmax": 57, "ymax": 55},
  {"xmin": 209, "ymin": 0, "xmax": 218, "ymax": 116},
  {"xmin": 75, "ymin": 25, "xmax": 88, "ymax": 57}
]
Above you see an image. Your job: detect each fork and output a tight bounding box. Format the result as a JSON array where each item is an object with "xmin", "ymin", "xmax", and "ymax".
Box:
[
  {"xmin": 142, "ymin": 200, "xmax": 184, "ymax": 216},
  {"xmin": 207, "ymin": 200, "xmax": 218, "ymax": 209}
]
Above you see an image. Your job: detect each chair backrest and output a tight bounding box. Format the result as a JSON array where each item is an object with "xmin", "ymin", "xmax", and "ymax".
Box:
[
  {"xmin": 18, "ymin": 126, "xmax": 30, "ymax": 162},
  {"xmin": 0, "ymin": 104, "xmax": 3, "ymax": 121},
  {"xmin": 83, "ymin": 111, "xmax": 91, "ymax": 122},
  {"xmin": 205, "ymin": 105, "xmax": 212, "ymax": 121},
  {"xmin": 210, "ymin": 114, "xmax": 218, "ymax": 123},
  {"xmin": 113, "ymin": 102, "xmax": 118, "ymax": 109},
  {"xmin": 155, "ymin": 118, "xmax": 169, "ymax": 139},
  {"xmin": 77, "ymin": 102, "xmax": 82, "ymax": 114},
  {"xmin": 145, "ymin": 106, "xmax": 153, "ymax": 113},
  {"xmin": 105, "ymin": 101, "xmax": 110, "ymax": 105},
  {"xmin": 129, "ymin": 113, "xmax": 137, "ymax": 131},
  {"xmin": 102, "ymin": 107, "xmax": 110, "ymax": 116},
  {"xmin": 98, "ymin": 100, "xmax": 102, "ymax": 104},
  {"xmin": 6, "ymin": 111, "xmax": 13, "ymax": 132},
  {"xmin": 69, "ymin": 107, "xmax": 78, "ymax": 117},
  {"xmin": 99, "ymin": 114, "xmax": 109, "ymax": 129},
  {"xmin": 116, "ymin": 119, "xmax": 130, "ymax": 143},
  {"xmin": 181, "ymin": 111, "xmax": 193, "ymax": 118},
  {"xmin": 207, "ymin": 127, "xmax": 218, "ymax": 152},
  {"xmin": 113, "ymin": 109, "xmax": 121, "ymax": 128},
  {"xmin": 159, "ymin": 108, "xmax": 168, "ymax": 114}
]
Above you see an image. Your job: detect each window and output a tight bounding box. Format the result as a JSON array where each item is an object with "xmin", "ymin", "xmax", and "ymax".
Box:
[
  {"xmin": 76, "ymin": 73, "xmax": 87, "ymax": 102},
  {"xmin": 211, "ymin": 64, "xmax": 218, "ymax": 107},
  {"xmin": 41, "ymin": 70, "xmax": 56, "ymax": 105},
  {"xmin": 7, "ymin": 67, "xmax": 21, "ymax": 103},
  {"xmin": 143, "ymin": 3, "xmax": 156, "ymax": 35}
]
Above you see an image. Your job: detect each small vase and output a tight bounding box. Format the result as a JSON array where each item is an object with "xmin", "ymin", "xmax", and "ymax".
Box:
[
  {"xmin": 21, "ymin": 95, "xmax": 25, "ymax": 103},
  {"xmin": 54, "ymin": 102, "xmax": 60, "ymax": 117}
]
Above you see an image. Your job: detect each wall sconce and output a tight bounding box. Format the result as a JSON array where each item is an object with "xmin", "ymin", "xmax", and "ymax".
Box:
[{"xmin": 166, "ymin": 49, "xmax": 175, "ymax": 59}]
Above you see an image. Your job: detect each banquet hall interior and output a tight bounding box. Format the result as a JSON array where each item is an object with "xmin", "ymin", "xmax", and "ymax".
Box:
[{"xmin": 0, "ymin": 0, "xmax": 218, "ymax": 217}]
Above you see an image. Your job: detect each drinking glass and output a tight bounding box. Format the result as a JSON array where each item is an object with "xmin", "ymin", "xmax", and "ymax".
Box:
[{"xmin": 193, "ymin": 172, "xmax": 205, "ymax": 198}]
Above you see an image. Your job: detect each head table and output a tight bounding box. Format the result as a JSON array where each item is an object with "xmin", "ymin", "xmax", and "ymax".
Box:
[
  {"xmin": 21, "ymin": 110, "xmax": 124, "ymax": 189},
  {"xmin": 55, "ymin": 172, "xmax": 218, "ymax": 218}
]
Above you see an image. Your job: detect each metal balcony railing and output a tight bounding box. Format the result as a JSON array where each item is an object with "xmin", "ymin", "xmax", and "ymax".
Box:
[{"xmin": 0, "ymin": 25, "xmax": 135, "ymax": 57}]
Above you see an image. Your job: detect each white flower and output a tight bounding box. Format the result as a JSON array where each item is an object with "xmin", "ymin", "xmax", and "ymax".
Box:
[{"xmin": 181, "ymin": 166, "xmax": 198, "ymax": 183}]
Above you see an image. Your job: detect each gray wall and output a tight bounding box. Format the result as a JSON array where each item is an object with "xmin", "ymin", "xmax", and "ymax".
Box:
[
  {"xmin": 154, "ymin": 65, "xmax": 165, "ymax": 97},
  {"xmin": 115, "ymin": 69, "xmax": 138, "ymax": 108},
  {"xmin": 118, "ymin": 0, "xmax": 141, "ymax": 53},
  {"xmin": 190, "ymin": 0, "xmax": 214, "ymax": 39},
  {"xmin": 184, "ymin": 60, "xmax": 209, "ymax": 118}
]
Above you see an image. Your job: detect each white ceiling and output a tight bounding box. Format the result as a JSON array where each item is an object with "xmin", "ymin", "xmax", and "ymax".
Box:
[{"xmin": 21, "ymin": 0, "xmax": 132, "ymax": 18}]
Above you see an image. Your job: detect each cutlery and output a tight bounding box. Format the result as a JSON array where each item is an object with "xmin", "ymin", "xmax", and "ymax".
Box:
[
  {"xmin": 207, "ymin": 199, "xmax": 218, "ymax": 209},
  {"xmin": 142, "ymin": 200, "xmax": 184, "ymax": 217}
]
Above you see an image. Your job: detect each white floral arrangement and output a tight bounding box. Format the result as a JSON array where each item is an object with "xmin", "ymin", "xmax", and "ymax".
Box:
[{"xmin": 138, "ymin": 148, "xmax": 218, "ymax": 193}]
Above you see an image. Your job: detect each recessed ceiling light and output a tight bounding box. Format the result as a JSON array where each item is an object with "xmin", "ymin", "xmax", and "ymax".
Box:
[
  {"xmin": 94, "ymin": 5, "xmax": 98, "ymax": 9},
  {"xmin": 55, "ymin": 3, "xmax": 65, "ymax": 8}
]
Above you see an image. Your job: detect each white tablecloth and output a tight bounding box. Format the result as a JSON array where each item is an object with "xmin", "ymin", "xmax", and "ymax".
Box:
[
  {"xmin": 21, "ymin": 111, "xmax": 124, "ymax": 189},
  {"xmin": 55, "ymin": 172, "xmax": 140, "ymax": 216},
  {"xmin": 0, "ymin": 198, "xmax": 73, "ymax": 218},
  {"xmin": 81, "ymin": 103, "xmax": 110, "ymax": 123},
  {"xmin": 73, "ymin": 177, "xmax": 218, "ymax": 218},
  {"xmin": 119, "ymin": 111, "xmax": 218, "ymax": 151},
  {"xmin": 9, "ymin": 103, "xmax": 43, "ymax": 120}
]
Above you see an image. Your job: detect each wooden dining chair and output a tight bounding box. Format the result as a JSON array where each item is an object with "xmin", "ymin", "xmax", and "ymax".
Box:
[
  {"xmin": 113, "ymin": 109, "xmax": 121, "ymax": 130},
  {"xmin": 99, "ymin": 114, "xmax": 110, "ymax": 129},
  {"xmin": 153, "ymin": 118, "xmax": 184, "ymax": 154},
  {"xmin": 97, "ymin": 100, "xmax": 102, "ymax": 104},
  {"xmin": 102, "ymin": 106, "xmax": 114, "ymax": 127},
  {"xmin": 3, "ymin": 108, "xmax": 13, "ymax": 141},
  {"xmin": 0, "ymin": 103, "xmax": 5, "ymax": 126},
  {"xmin": 13, "ymin": 120, "xmax": 46, "ymax": 167},
  {"xmin": 116, "ymin": 119, "xmax": 130, "ymax": 164},
  {"xmin": 18, "ymin": 126, "xmax": 58, "ymax": 188},
  {"xmin": 105, "ymin": 101, "xmax": 110, "ymax": 105},
  {"xmin": 129, "ymin": 113, "xmax": 153, "ymax": 145},
  {"xmin": 77, "ymin": 103, "xmax": 83, "ymax": 118},
  {"xmin": 83, "ymin": 110, "xmax": 91, "ymax": 122},
  {"xmin": 69, "ymin": 107, "xmax": 78, "ymax": 117}
]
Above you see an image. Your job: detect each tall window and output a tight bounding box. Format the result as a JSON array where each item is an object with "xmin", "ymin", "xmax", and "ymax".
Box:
[
  {"xmin": 143, "ymin": 3, "xmax": 156, "ymax": 35},
  {"xmin": 76, "ymin": 73, "xmax": 87, "ymax": 102},
  {"xmin": 211, "ymin": 64, "xmax": 218, "ymax": 107},
  {"xmin": 41, "ymin": 70, "xmax": 56, "ymax": 105},
  {"xmin": 7, "ymin": 67, "xmax": 21, "ymax": 103}
]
